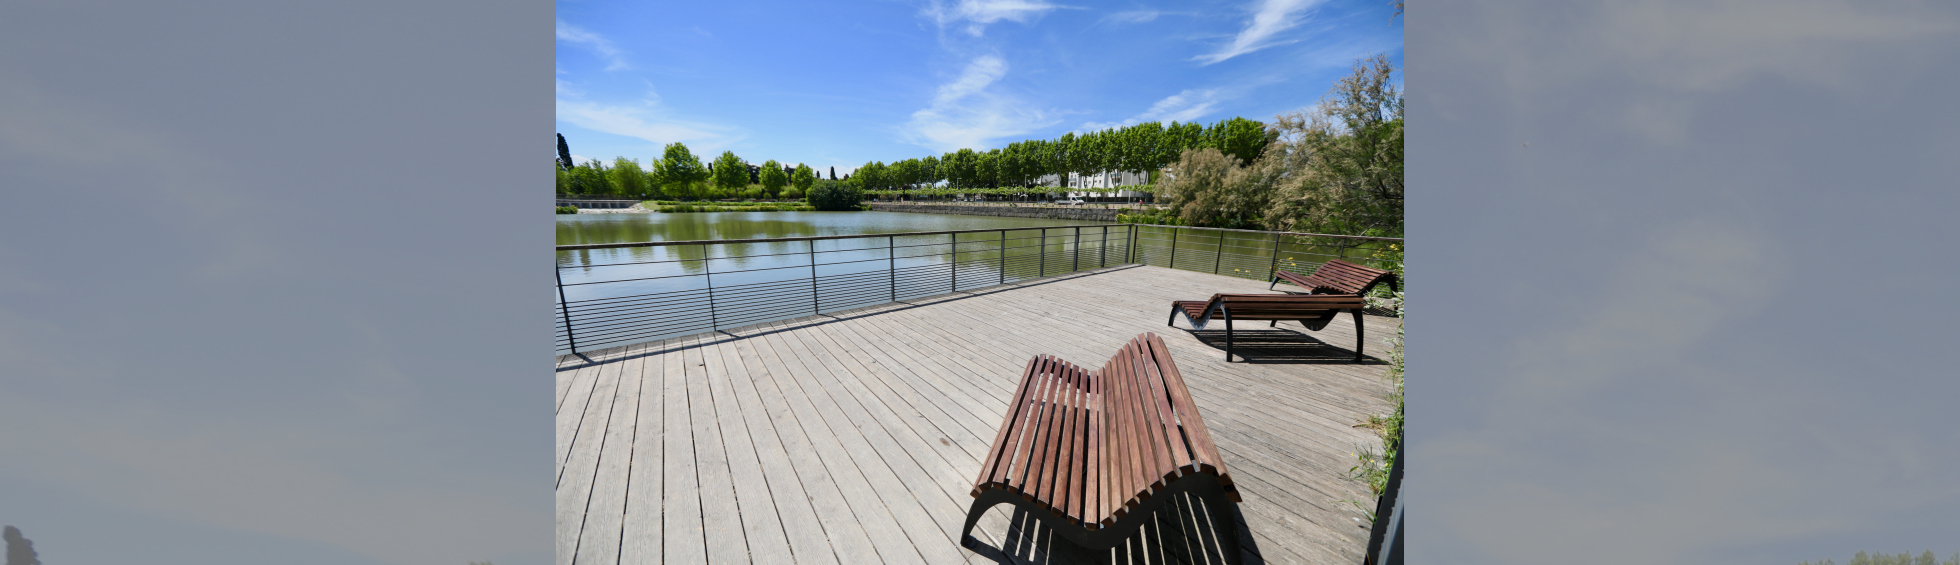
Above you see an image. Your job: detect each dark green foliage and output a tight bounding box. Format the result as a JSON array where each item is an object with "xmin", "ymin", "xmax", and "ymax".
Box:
[
  {"xmin": 711, "ymin": 151, "xmax": 747, "ymax": 191},
  {"xmin": 806, "ymin": 179, "xmax": 863, "ymax": 211},
  {"xmin": 567, "ymin": 159, "xmax": 611, "ymax": 195},
  {"xmin": 555, "ymin": 205, "xmax": 579, "ymax": 214},
  {"xmin": 759, "ymin": 159, "xmax": 788, "ymax": 197},
  {"xmin": 556, "ymin": 133, "xmax": 574, "ymax": 171}
]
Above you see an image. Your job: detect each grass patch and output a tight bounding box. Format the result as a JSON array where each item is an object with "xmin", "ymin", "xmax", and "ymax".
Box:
[{"xmin": 1343, "ymin": 287, "xmax": 1403, "ymax": 520}]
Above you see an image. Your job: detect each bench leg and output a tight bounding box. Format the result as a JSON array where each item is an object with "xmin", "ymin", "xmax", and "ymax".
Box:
[
  {"xmin": 1223, "ymin": 309, "xmax": 1234, "ymax": 362},
  {"xmin": 960, "ymin": 489, "xmax": 1013, "ymax": 549},
  {"xmin": 1167, "ymin": 306, "xmax": 1178, "ymax": 328},
  {"xmin": 1353, "ymin": 308, "xmax": 1365, "ymax": 363}
]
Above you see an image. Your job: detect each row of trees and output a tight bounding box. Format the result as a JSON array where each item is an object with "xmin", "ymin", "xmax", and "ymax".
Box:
[
  {"xmin": 556, "ymin": 143, "xmax": 822, "ymax": 201},
  {"xmin": 845, "ymin": 117, "xmax": 1274, "ymax": 192},
  {"xmin": 555, "ymin": 54, "xmax": 1401, "ymax": 235}
]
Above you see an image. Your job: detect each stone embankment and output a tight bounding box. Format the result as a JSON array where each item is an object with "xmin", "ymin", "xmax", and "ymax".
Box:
[{"xmin": 869, "ymin": 202, "xmax": 1123, "ymax": 222}]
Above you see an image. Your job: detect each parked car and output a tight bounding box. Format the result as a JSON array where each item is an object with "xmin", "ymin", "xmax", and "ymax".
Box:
[{"xmin": 1066, "ymin": 199, "xmax": 1086, "ymax": 205}]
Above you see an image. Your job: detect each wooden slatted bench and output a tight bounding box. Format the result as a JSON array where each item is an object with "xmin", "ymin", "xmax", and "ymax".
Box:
[
  {"xmin": 962, "ymin": 333, "xmax": 1244, "ymax": 564},
  {"xmin": 1270, "ymin": 259, "xmax": 1399, "ymax": 297},
  {"xmin": 1170, "ymin": 293, "xmax": 1369, "ymax": 362}
]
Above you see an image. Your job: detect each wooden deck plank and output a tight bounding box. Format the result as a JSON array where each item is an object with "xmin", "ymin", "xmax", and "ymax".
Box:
[
  {"xmin": 709, "ymin": 329, "xmax": 831, "ymax": 561},
  {"xmin": 558, "ymin": 265, "xmax": 1396, "ymax": 565},
  {"xmin": 618, "ymin": 338, "xmax": 667, "ymax": 565},
  {"xmin": 556, "ymin": 344, "xmax": 624, "ymax": 565},
  {"xmin": 682, "ymin": 335, "xmax": 752, "ymax": 563},
  {"xmin": 739, "ymin": 319, "xmax": 889, "ymax": 564},
  {"xmin": 775, "ymin": 323, "xmax": 992, "ymax": 564},
  {"xmin": 660, "ymin": 334, "xmax": 708, "ymax": 562},
  {"xmin": 747, "ymin": 320, "xmax": 927, "ymax": 563},
  {"xmin": 698, "ymin": 335, "xmax": 797, "ymax": 563},
  {"xmin": 574, "ymin": 341, "xmax": 647, "ymax": 565}
]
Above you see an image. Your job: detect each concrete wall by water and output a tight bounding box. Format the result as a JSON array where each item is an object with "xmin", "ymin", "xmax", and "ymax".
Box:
[{"xmin": 870, "ymin": 203, "xmax": 1122, "ymax": 222}]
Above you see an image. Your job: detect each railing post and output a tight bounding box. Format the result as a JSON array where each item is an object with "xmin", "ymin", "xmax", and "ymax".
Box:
[
  {"xmin": 1268, "ymin": 231, "xmax": 1282, "ymax": 280},
  {"xmin": 555, "ymin": 259, "xmax": 578, "ymax": 355},
  {"xmin": 1169, "ymin": 227, "xmax": 1178, "ymax": 270},
  {"xmin": 950, "ymin": 233, "xmax": 958, "ymax": 291},
  {"xmin": 809, "ymin": 240, "xmax": 819, "ymax": 314},
  {"xmin": 1099, "ymin": 225, "xmax": 1108, "ymax": 268},
  {"xmin": 1128, "ymin": 225, "xmax": 1137, "ymax": 264},
  {"xmin": 998, "ymin": 229, "xmax": 1007, "ymax": 285},
  {"xmin": 889, "ymin": 235, "xmax": 896, "ymax": 302},
  {"xmin": 704, "ymin": 243, "xmax": 718, "ymax": 331},
  {"xmin": 1038, "ymin": 228, "xmax": 1047, "ymax": 277},
  {"xmin": 1073, "ymin": 226, "xmax": 1080, "ymax": 273},
  {"xmin": 1214, "ymin": 229, "xmax": 1225, "ymax": 274}
]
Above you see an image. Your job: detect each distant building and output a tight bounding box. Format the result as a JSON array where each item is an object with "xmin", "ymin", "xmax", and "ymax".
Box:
[{"xmin": 1030, "ymin": 170, "xmax": 1153, "ymax": 199}]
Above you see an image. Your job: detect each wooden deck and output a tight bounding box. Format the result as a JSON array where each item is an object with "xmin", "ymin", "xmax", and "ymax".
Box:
[{"xmin": 555, "ymin": 265, "xmax": 1398, "ymax": 564}]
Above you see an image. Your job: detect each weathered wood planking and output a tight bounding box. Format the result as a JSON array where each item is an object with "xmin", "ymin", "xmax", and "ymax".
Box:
[{"xmin": 557, "ymin": 265, "xmax": 1396, "ymax": 564}]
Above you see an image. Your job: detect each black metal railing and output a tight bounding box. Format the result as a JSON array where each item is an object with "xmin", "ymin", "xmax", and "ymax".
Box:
[{"xmin": 555, "ymin": 223, "xmax": 1401, "ymax": 355}]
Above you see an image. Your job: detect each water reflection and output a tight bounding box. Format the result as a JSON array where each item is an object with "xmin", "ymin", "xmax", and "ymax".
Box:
[{"xmin": 553, "ymin": 211, "xmax": 1389, "ymax": 353}]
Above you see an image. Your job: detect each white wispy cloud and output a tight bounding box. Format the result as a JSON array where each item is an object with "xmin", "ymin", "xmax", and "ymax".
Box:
[
  {"xmin": 925, "ymin": 0, "xmax": 1074, "ymax": 36},
  {"xmin": 1103, "ymin": 9, "xmax": 1162, "ymax": 24},
  {"xmin": 1196, "ymin": 0, "xmax": 1326, "ymax": 65},
  {"xmin": 904, "ymin": 55, "xmax": 1062, "ymax": 153},
  {"xmin": 1080, "ymin": 88, "xmax": 1227, "ymax": 131},
  {"xmin": 556, "ymin": 19, "xmax": 630, "ymax": 71},
  {"xmin": 556, "ymin": 84, "xmax": 741, "ymax": 153}
]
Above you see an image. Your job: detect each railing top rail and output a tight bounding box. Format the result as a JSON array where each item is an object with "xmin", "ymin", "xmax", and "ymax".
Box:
[
  {"xmin": 555, "ymin": 223, "xmax": 1132, "ymax": 251},
  {"xmin": 556, "ymin": 223, "xmax": 1396, "ymax": 251},
  {"xmin": 1127, "ymin": 223, "xmax": 1403, "ymax": 242}
]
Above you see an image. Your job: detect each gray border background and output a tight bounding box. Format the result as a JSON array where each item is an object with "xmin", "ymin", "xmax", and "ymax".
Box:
[
  {"xmin": 6, "ymin": 0, "xmax": 1959, "ymax": 564},
  {"xmin": 1, "ymin": 0, "xmax": 549, "ymax": 563},
  {"xmin": 1411, "ymin": 1, "xmax": 1960, "ymax": 563}
]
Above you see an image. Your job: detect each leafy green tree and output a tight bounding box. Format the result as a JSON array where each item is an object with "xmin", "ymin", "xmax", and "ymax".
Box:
[
  {"xmin": 1214, "ymin": 117, "xmax": 1276, "ymax": 166},
  {"xmin": 656, "ymin": 143, "xmax": 709, "ymax": 200},
  {"xmin": 609, "ymin": 157, "xmax": 649, "ymax": 197},
  {"xmin": 711, "ymin": 151, "xmax": 747, "ymax": 193},
  {"xmin": 920, "ymin": 155, "xmax": 940, "ymax": 187},
  {"xmin": 1050, "ymin": 132, "xmax": 1075, "ymax": 188},
  {"xmin": 1158, "ymin": 147, "xmax": 1278, "ymax": 229},
  {"xmin": 555, "ymin": 165, "xmax": 571, "ymax": 195},
  {"xmin": 854, "ymin": 161, "xmax": 887, "ymax": 191},
  {"xmin": 759, "ymin": 159, "xmax": 788, "ymax": 197},
  {"xmin": 807, "ymin": 179, "xmax": 863, "ymax": 210},
  {"xmin": 568, "ymin": 159, "xmax": 611, "ymax": 195},
  {"xmin": 1262, "ymin": 54, "xmax": 1404, "ymax": 236},
  {"xmin": 791, "ymin": 163, "xmax": 816, "ymax": 193}
]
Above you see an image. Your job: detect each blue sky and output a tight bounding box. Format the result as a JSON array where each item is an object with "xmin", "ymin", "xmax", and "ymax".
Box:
[{"xmin": 556, "ymin": 0, "xmax": 1403, "ymax": 176}]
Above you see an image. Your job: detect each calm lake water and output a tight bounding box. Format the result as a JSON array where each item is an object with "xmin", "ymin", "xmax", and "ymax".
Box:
[{"xmin": 553, "ymin": 210, "xmax": 1386, "ymax": 352}]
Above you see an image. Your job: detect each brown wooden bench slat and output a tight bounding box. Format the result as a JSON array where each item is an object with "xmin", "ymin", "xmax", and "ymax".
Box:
[
  {"xmin": 999, "ymin": 356, "xmax": 1055, "ymax": 495},
  {"xmin": 1030, "ymin": 359, "xmax": 1073, "ymax": 508},
  {"xmin": 1138, "ymin": 340, "xmax": 1192, "ymax": 491},
  {"xmin": 973, "ymin": 355, "xmax": 1043, "ymax": 496},
  {"xmin": 1271, "ymin": 258, "xmax": 1398, "ymax": 296},
  {"xmin": 1147, "ymin": 335, "xmax": 1238, "ymax": 498},
  {"xmin": 1016, "ymin": 357, "xmax": 1064, "ymax": 498},
  {"xmin": 1058, "ymin": 364, "xmax": 1089, "ymax": 521}
]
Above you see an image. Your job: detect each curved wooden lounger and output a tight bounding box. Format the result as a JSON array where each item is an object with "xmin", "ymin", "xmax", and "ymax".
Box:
[
  {"xmin": 961, "ymin": 333, "xmax": 1244, "ymax": 564},
  {"xmin": 1170, "ymin": 293, "xmax": 1368, "ymax": 362},
  {"xmin": 1270, "ymin": 258, "xmax": 1399, "ymax": 298}
]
